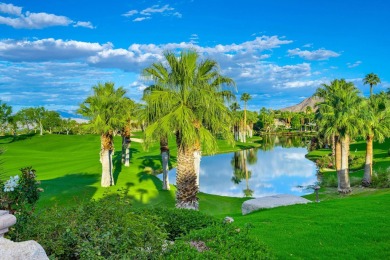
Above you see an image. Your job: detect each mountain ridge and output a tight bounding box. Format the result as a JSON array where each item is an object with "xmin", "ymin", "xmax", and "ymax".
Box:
[{"xmin": 280, "ymin": 96, "xmax": 323, "ymax": 112}]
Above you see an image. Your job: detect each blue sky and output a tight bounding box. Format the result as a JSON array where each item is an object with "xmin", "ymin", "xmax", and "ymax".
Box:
[{"xmin": 0, "ymin": 0, "xmax": 389, "ymax": 116}]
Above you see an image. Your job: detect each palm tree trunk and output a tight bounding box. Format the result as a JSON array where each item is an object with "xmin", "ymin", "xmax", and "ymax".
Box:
[
  {"xmin": 100, "ymin": 132, "xmax": 114, "ymax": 187},
  {"xmin": 362, "ymin": 134, "xmax": 374, "ymax": 186},
  {"xmin": 194, "ymin": 150, "xmax": 201, "ymax": 187},
  {"xmin": 175, "ymin": 131, "xmax": 198, "ymax": 210},
  {"xmin": 332, "ymin": 134, "xmax": 336, "ymax": 157},
  {"xmin": 160, "ymin": 136, "xmax": 170, "ymax": 190},
  {"xmin": 370, "ymin": 84, "xmax": 373, "ymax": 97},
  {"xmin": 121, "ymin": 125, "xmax": 131, "ymax": 167},
  {"xmin": 339, "ymin": 135, "xmax": 351, "ymax": 194}
]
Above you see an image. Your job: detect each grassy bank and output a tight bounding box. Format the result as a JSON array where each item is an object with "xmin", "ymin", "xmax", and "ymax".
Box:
[{"xmin": 1, "ymin": 134, "xmax": 389, "ymax": 259}]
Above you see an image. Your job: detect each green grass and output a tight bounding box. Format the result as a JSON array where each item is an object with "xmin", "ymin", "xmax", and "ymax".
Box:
[{"xmin": 1, "ymin": 133, "xmax": 389, "ymax": 259}]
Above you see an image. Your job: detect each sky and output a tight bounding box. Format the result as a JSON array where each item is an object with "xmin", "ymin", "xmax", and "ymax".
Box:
[{"xmin": 0, "ymin": 0, "xmax": 389, "ymax": 117}]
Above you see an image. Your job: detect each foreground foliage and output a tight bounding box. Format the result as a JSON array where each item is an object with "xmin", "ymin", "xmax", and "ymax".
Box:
[{"xmin": 10, "ymin": 195, "xmax": 271, "ymax": 259}]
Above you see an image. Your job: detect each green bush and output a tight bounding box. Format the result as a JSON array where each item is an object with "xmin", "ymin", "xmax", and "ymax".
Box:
[
  {"xmin": 136, "ymin": 207, "xmax": 217, "ymax": 240},
  {"xmin": 0, "ymin": 166, "xmax": 42, "ymax": 215},
  {"xmin": 315, "ymin": 155, "xmax": 334, "ymax": 169},
  {"xmin": 349, "ymin": 154, "xmax": 365, "ymax": 170},
  {"xmin": 11, "ymin": 195, "xmax": 168, "ymax": 259},
  {"xmin": 321, "ymin": 173, "xmax": 338, "ymax": 187},
  {"xmin": 164, "ymin": 223, "xmax": 272, "ymax": 259},
  {"xmin": 371, "ymin": 168, "xmax": 390, "ymax": 188}
]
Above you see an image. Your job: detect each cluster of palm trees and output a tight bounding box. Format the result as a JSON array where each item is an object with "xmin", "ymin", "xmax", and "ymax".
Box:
[
  {"xmin": 78, "ymin": 50, "xmax": 389, "ymax": 204},
  {"xmin": 315, "ymin": 74, "xmax": 389, "ymax": 193}
]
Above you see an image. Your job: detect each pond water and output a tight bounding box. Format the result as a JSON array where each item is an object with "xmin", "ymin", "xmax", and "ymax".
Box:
[{"xmin": 163, "ymin": 135, "xmax": 319, "ymax": 198}]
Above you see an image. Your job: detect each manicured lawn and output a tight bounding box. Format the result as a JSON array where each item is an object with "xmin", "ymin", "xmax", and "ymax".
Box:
[{"xmin": 1, "ymin": 134, "xmax": 389, "ymax": 259}]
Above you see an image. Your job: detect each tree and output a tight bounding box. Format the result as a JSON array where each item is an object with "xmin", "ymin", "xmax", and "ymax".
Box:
[
  {"xmin": 118, "ymin": 98, "xmax": 136, "ymax": 167},
  {"xmin": 0, "ymin": 101, "xmax": 12, "ymax": 135},
  {"xmin": 62, "ymin": 118, "xmax": 77, "ymax": 135},
  {"xmin": 26, "ymin": 107, "xmax": 46, "ymax": 135},
  {"xmin": 363, "ymin": 73, "xmax": 381, "ymax": 97},
  {"xmin": 15, "ymin": 108, "xmax": 34, "ymax": 133},
  {"xmin": 42, "ymin": 110, "xmax": 61, "ymax": 134},
  {"xmin": 315, "ymin": 79, "xmax": 362, "ymax": 193},
  {"xmin": 78, "ymin": 82, "xmax": 127, "ymax": 187},
  {"xmin": 361, "ymin": 92, "xmax": 390, "ymax": 186},
  {"xmin": 240, "ymin": 93, "xmax": 251, "ymax": 142},
  {"xmin": 229, "ymin": 102, "xmax": 241, "ymax": 141},
  {"xmin": 143, "ymin": 50, "xmax": 235, "ymax": 209}
]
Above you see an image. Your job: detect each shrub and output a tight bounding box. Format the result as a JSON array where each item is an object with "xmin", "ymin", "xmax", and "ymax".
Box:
[
  {"xmin": 136, "ymin": 207, "xmax": 217, "ymax": 240},
  {"xmin": 315, "ymin": 155, "xmax": 334, "ymax": 169},
  {"xmin": 349, "ymin": 154, "xmax": 365, "ymax": 170},
  {"xmin": 11, "ymin": 195, "xmax": 168, "ymax": 259},
  {"xmin": 371, "ymin": 168, "xmax": 390, "ymax": 188},
  {"xmin": 321, "ymin": 174, "xmax": 338, "ymax": 188},
  {"xmin": 0, "ymin": 166, "xmax": 42, "ymax": 215},
  {"xmin": 164, "ymin": 223, "xmax": 272, "ymax": 259}
]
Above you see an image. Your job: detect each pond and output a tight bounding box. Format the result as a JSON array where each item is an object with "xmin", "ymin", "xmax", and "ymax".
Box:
[{"xmin": 163, "ymin": 135, "xmax": 319, "ymax": 198}]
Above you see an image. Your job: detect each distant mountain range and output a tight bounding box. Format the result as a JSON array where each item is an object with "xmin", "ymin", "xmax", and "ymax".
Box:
[{"xmin": 280, "ymin": 96, "xmax": 323, "ymax": 112}]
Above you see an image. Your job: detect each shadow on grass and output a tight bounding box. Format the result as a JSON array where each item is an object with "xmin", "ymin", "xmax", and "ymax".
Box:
[
  {"xmin": 113, "ymin": 151, "xmax": 122, "ymax": 184},
  {"xmin": 0, "ymin": 133, "xmax": 36, "ymax": 144},
  {"xmin": 119, "ymin": 180, "xmax": 175, "ymax": 208},
  {"xmin": 37, "ymin": 172, "xmax": 100, "ymax": 209}
]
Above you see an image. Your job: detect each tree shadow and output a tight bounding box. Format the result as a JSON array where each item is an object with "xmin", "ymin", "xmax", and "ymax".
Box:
[
  {"xmin": 36, "ymin": 172, "xmax": 100, "ymax": 210},
  {"xmin": 137, "ymin": 154, "xmax": 176, "ymax": 173},
  {"xmin": 0, "ymin": 133, "xmax": 36, "ymax": 144},
  {"xmin": 113, "ymin": 151, "xmax": 122, "ymax": 184}
]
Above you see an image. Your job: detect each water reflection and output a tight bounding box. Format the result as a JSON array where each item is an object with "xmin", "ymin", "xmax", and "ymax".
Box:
[{"xmin": 162, "ymin": 135, "xmax": 317, "ymax": 198}]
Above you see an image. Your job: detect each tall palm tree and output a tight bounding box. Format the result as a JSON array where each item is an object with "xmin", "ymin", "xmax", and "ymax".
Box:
[
  {"xmin": 143, "ymin": 50, "xmax": 235, "ymax": 209},
  {"xmin": 361, "ymin": 92, "xmax": 390, "ymax": 186},
  {"xmin": 78, "ymin": 82, "xmax": 126, "ymax": 187},
  {"xmin": 315, "ymin": 79, "xmax": 362, "ymax": 193},
  {"xmin": 240, "ymin": 93, "xmax": 251, "ymax": 142},
  {"xmin": 363, "ymin": 73, "xmax": 381, "ymax": 97}
]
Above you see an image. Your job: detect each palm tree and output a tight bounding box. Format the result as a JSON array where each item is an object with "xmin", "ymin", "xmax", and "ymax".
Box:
[
  {"xmin": 119, "ymin": 98, "xmax": 136, "ymax": 167},
  {"xmin": 315, "ymin": 79, "xmax": 362, "ymax": 193},
  {"xmin": 78, "ymin": 82, "xmax": 126, "ymax": 187},
  {"xmin": 361, "ymin": 92, "xmax": 390, "ymax": 186},
  {"xmin": 240, "ymin": 93, "xmax": 251, "ymax": 142},
  {"xmin": 143, "ymin": 50, "xmax": 235, "ymax": 209},
  {"xmin": 363, "ymin": 73, "xmax": 381, "ymax": 97},
  {"xmin": 230, "ymin": 102, "xmax": 241, "ymax": 141}
]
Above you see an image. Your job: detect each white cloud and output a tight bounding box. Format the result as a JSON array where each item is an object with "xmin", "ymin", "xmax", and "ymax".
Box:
[
  {"xmin": 173, "ymin": 12, "xmax": 182, "ymax": 18},
  {"xmin": 140, "ymin": 4, "xmax": 173, "ymax": 15},
  {"xmin": 125, "ymin": 4, "xmax": 182, "ymax": 22},
  {"xmin": 0, "ymin": 38, "xmax": 110, "ymax": 61},
  {"xmin": 122, "ymin": 10, "xmax": 138, "ymax": 17},
  {"xmin": 0, "ymin": 3, "xmax": 94, "ymax": 29},
  {"xmin": 288, "ymin": 48, "xmax": 340, "ymax": 60},
  {"xmin": 347, "ymin": 60, "xmax": 362, "ymax": 68},
  {"xmin": 133, "ymin": 17, "xmax": 150, "ymax": 22},
  {"xmin": 0, "ymin": 12, "xmax": 72, "ymax": 29},
  {"xmin": 73, "ymin": 21, "xmax": 95, "ymax": 29},
  {"xmin": 302, "ymin": 43, "xmax": 313, "ymax": 48},
  {"xmin": 281, "ymin": 79, "xmax": 325, "ymax": 89},
  {"xmin": 0, "ymin": 2, "xmax": 22, "ymax": 16}
]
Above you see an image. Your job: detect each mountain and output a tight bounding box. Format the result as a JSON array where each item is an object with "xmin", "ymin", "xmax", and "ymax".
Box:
[{"xmin": 280, "ymin": 96, "xmax": 323, "ymax": 112}]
